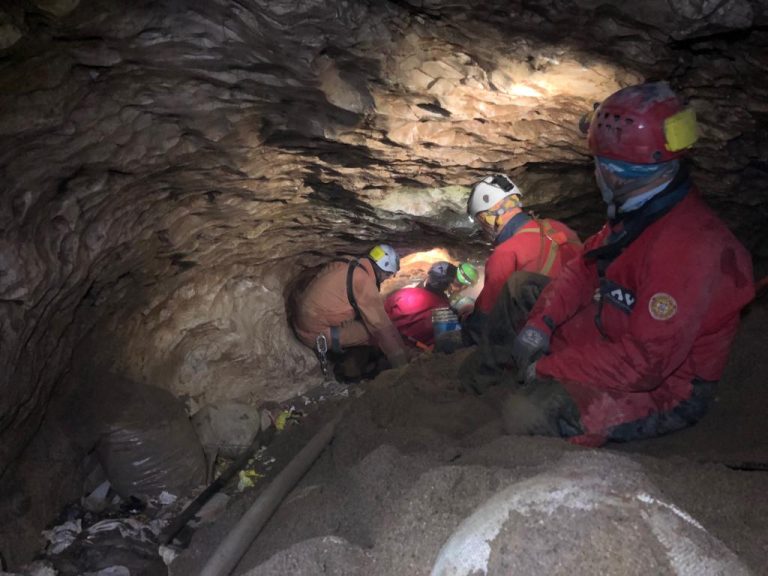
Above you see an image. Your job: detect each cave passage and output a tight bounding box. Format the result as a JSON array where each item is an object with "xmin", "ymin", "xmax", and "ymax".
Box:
[{"xmin": 1, "ymin": 0, "xmax": 767, "ymax": 574}]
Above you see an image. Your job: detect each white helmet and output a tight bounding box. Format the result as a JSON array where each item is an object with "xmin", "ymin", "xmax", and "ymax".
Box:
[
  {"xmin": 369, "ymin": 244, "xmax": 400, "ymax": 273},
  {"xmin": 467, "ymin": 174, "xmax": 523, "ymax": 220}
]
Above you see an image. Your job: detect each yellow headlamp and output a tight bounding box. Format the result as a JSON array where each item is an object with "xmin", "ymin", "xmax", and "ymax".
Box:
[{"xmin": 664, "ymin": 108, "xmax": 698, "ymax": 152}]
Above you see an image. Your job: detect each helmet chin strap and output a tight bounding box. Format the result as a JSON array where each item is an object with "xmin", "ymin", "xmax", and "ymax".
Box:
[{"xmin": 595, "ymin": 168, "xmax": 618, "ymax": 220}]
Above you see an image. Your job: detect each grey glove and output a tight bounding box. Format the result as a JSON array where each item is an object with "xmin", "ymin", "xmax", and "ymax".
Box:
[{"xmin": 511, "ymin": 326, "xmax": 549, "ymax": 382}]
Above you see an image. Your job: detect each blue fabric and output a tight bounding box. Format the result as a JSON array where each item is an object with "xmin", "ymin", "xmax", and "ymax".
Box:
[
  {"xmin": 619, "ymin": 181, "xmax": 672, "ymax": 212},
  {"xmin": 494, "ymin": 211, "xmax": 532, "ymax": 246},
  {"xmin": 607, "ymin": 379, "xmax": 715, "ymax": 442},
  {"xmin": 595, "ymin": 157, "xmax": 680, "ymax": 217},
  {"xmin": 596, "ymin": 157, "xmax": 676, "ymax": 180},
  {"xmin": 330, "ymin": 326, "xmax": 342, "ymax": 353},
  {"xmin": 585, "ymin": 167, "xmax": 691, "ymax": 264},
  {"xmin": 615, "ymin": 177, "xmax": 690, "ymax": 227}
]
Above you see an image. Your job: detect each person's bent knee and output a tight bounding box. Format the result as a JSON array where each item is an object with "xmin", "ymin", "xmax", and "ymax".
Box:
[
  {"xmin": 501, "ymin": 379, "xmax": 581, "ymax": 438},
  {"xmin": 502, "ymin": 393, "xmax": 559, "ymax": 436}
]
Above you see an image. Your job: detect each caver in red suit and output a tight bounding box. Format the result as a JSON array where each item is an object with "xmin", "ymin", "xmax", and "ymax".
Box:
[
  {"xmin": 385, "ymin": 261, "xmax": 474, "ymax": 347},
  {"xmin": 462, "ymin": 175, "xmax": 582, "ymax": 344},
  {"xmin": 473, "ymin": 215, "xmax": 582, "ymax": 316},
  {"xmin": 505, "ymin": 82, "xmax": 755, "ymax": 446},
  {"xmin": 384, "ymin": 286, "xmax": 448, "ymax": 347}
]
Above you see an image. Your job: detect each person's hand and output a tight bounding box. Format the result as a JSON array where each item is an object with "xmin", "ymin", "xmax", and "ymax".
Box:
[{"xmin": 511, "ymin": 326, "xmax": 549, "ymax": 382}]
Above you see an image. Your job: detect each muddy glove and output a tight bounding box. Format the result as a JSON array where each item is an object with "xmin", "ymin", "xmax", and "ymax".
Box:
[
  {"xmin": 511, "ymin": 326, "xmax": 549, "ymax": 382},
  {"xmin": 522, "ymin": 360, "xmax": 538, "ymax": 387}
]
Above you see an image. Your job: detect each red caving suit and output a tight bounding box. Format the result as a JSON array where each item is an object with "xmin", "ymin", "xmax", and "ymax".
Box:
[
  {"xmin": 474, "ymin": 216, "xmax": 582, "ymax": 315},
  {"xmin": 526, "ymin": 191, "xmax": 755, "ymax": 446},
  {"xmin": 384, "ymin": 286, "xmax": 449, "ymax": 347}
]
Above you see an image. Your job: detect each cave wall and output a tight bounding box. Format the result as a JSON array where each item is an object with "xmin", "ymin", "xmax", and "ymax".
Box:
[{"xmin": 1, "ymin": 1, "xmax": 767, "ymax": 544}]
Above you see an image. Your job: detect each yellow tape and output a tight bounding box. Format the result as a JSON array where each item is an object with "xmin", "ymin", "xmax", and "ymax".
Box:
[
  {"xmin": 369, "ymin": 245, "xmax": 385, "ymax": 261},
  {"xmin": 664, "ymin": 108, "xmax": 698, "ymax": 152},
  {"xmin": 275, "ymin": 411, "xmax": 290, "ymax": 431},
  {"xmin": 237, "ymin": 469, "xmax": 265, "ymax": 491}
]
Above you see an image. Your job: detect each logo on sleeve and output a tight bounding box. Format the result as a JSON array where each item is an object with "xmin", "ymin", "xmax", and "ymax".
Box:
[
  {"xmin": 599, "ymin": 280, "xmax": 636, "ymax": 314},
  {"xmin": 648, "ymin": 293, "xmax": 677, "ymax": 321}
]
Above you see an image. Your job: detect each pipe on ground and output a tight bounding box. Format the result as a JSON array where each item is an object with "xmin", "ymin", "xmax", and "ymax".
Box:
[{"xmin": 198, "ymin": 410, "xmax": 344, "ymax": 576}]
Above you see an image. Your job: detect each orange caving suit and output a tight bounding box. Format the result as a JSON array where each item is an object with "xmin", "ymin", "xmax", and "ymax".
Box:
[{"xmin": 293, "ymin": 257, "xmax": 408, "ymax": 367}]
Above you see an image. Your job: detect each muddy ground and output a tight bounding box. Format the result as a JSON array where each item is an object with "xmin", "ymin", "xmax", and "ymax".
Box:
[{"xmin": 171, "ymin": 300, "xmax": 768, "ymax": 576}]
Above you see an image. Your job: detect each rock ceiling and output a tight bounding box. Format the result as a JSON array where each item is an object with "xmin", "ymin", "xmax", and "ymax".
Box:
[{"xmin": 1, "ymin": 0, "xmax": 767, "ymax": 477}]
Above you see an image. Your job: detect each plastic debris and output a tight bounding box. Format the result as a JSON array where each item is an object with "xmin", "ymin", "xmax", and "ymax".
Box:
[
  {"xmin": 323, "ymin": 380, "xmax": 350, "ymax": 397},
  {"xmin": 42, "ymin": 519, "xmax": 82, "ymax": 554},
  {"xmin": 32, "ymin": 458, "xmax": 197, "ymax": 575},
  {"xmin": 158, "ymin": 544, "xmax": 180, "ymax": 566},
  {"xmin": 274, "ymin": 410, "xmax": 290, "ymax": 431},
  {"xmin": 82, "ymin": 567, "xmax": 130, "ymax": 576},
  {"xmin": 93, "ymin": 382, "xmax": 206, "ymax": 500},
  {"xmin": 86, "ymin": 518, "xmax": 160, "ymax": 544},
  {"xmin": 157, "ymin": 491, "xmax": 177, "ymax": 506},
  {"xmin": 274, "ymin": 407, "xmax": 303, "ymax": 431},
  {"xmin": 82, "ymin": 480, "xmax": 111, "ymax": 513},
  {"xmin": 237, "ymin": 469, "xmax": 265, "ymax": 492},
  {"xmin": 2, "ymin": 560, "xmax": 57, "ymax": 576}
]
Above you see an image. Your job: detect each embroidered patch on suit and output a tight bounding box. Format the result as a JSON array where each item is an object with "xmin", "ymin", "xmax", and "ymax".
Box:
[
  {"xmin": 648, "ymin": 293, "xmax": 677, "ymax": 320},
  {"xmin": 600, "ymin": 280, "xmax": 636, "ymax": 314}
]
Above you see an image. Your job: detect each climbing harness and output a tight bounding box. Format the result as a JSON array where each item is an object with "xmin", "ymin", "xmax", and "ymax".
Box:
[
  {"xmin": 332, "ymin": 257, "xmax": 370, "ymax": 317},
  {"xmin": 517, "ymin": 219, "xmax": 579, "ymax": 276}
]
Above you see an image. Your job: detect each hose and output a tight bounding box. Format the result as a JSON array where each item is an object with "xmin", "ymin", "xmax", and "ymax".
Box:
[
  {"xmin": 198, "ymin": 409, "xmax": 344, "ymax": 576},
  {"xmin": 159, "ymin": 426, "xmax": 275, "ymax": 546}
]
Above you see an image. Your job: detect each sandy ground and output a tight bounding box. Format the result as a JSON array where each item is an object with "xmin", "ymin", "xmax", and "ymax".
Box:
[{"xmin": 171, "ymin": 299, "xmax": 768, "ymax": 576}]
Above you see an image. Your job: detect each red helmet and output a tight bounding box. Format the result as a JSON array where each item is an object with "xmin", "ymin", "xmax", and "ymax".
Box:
[{"xmin": 587, "ymin": 82, "xmax": 698, "ymax": 164}]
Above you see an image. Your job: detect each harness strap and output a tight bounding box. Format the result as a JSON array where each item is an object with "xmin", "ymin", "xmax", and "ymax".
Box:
[
  {"xmin": 593, "ymin": 258, "xmax": 610, "ymax": 340},
  {"xmin": 516, "ymin": 220, "xmax": 577, "ymax": 276},
  {"xmin": 346, "ymin": 260, "xmax": 364, "ymax": 320},
  {"xmin": 330, "ymin": 326, "xmax": 343, "ymax": 354},
  {"xmin": 332, "ymin": 258, "xmax": 369, "ymax": 320}
]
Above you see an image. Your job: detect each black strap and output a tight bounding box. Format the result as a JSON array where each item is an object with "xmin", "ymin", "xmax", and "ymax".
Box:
[
  {"xmin": 326, "ymin": 258, "xmax": 367, "ymax": 355},
  {"xmin": 333, "ymin": 258, "xmax": 368, "ymax": 320},
  {"xmin": 346, "ymin": 260, "xmax": 363, "ymax": 320},
  {"xmin": 594, "ymin": 257, "xmax": 610, "ymax": 339},
  {"xmin": 585, "ymin": 165, "xmax": 691, "ymax": 267}
]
